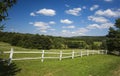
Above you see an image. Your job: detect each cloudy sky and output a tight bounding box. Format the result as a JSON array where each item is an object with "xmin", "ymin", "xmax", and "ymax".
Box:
[{"xmin": 4, "ymin": 0, "xmax": 120, "ymax": 37}]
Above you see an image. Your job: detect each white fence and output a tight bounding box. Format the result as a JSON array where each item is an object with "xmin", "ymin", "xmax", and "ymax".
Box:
[{"xmin": 4, "ymin": 48, "xmax": 107, "ymax": 65}]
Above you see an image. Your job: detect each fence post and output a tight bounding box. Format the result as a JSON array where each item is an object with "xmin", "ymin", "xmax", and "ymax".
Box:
[
  {"xmin": 41, "ymin": 50, "xmax": 44, "ymax": 62},
  {"xmin": 80, "ymin": 50, "xmax": 82, "ymax": 57},
  {"xmin": 105, "ymin": 50, "xmax": 107, "ymax": 54},
  {"xmin": 8, "ymin": 48, "xmax": 14, "ymax": 65},
  {"xmin": 72, "ymin": 50, "xmax": 74, "ymax": 59},
  {"xmin": 59, "ymin": 51, "xmax": 62, "ymax": 61},
  {"xmin": 98, "ymin": 50, "xmax": 99, "ymax": 54},
  {"xmin": 92, "ymin": 50, "xmax": 94, "ymax": 54},
  {"xmin": 87, "ymin": 50, "xmax": 89, "ymax": 56}
]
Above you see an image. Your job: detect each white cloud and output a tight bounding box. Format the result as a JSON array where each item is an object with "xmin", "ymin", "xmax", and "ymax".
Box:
[
  {"xmin": 49, "ymin": 28, "xmax": 56, "ymax": 31},
  {"xmin": 36, "ymin": 8, "xmax": 56, "ymax": 16},
  {"xmin": 100, "ymin": 23, "xmax": 114, "ymax": 29},
  {"xmin": 38, "ymin": 29, "xmax": 47, "ymax": 33},
  {"xmin": 60, "ymin": 19, "xmax": 73, "ymax": 24},
  {"xmin": 62, "ymin": 30, "xmax": 69, "ymax": 33},
  {"xmin": 60, "ymin": 21, "xmax": 113, "ymax": 37},
  {"xmin": 61, "ymin": 30, "xmax": 75, "ymax": 36},
  {"xmin": 29, "ymin": 22, "xmax": 33, "ymax": 25},
  {"xmin": 49, "ymin": 21, "xmax": 56, "ymax": 25},
  {"xmin": 30, "ymin": 21, "xmax": 57, "ymax": 33},
  {"xmin": 82, "ymin": 6, "xmax": 86, "ymax": 9},
  {"xmin": 104, "ymin": 0, "xmax": 112, "ymax": 2},
  {"xmin": 88, "ymin": 16, "xmax": 109, "ymax": 23},
  {"xmin": 87, "ymin": 24, "xmax": 100, "ymax": 29},
  {"xmin": 34, "ymin": 22, "xmax": 50, "ymax": 29},
  {"xmin": 90, "ymin": 5, "xmax": 99, "ymax": 11},
  {"xmin": 30, "ymin": 12, "xmax": 36, "ymax": 16},
  {"xmin": 87, "ymin": 23, "xmax": 114, "ymax": 29},
  {"xmin": 77, "ymin": 28, "xmax": 89, "ymax": 34},
  {"xmin": 31, "ymin": 21, "xmax": 50, "ymax": 33},
  {"xmin": 118, "ymin": 9, "xmax": 120, "ymax": 11},
  {"xmin": 61, "ymin": 28, "xmax": 88, "ymax": 37},
  {"xmin": 65, "ymin": 8, "xmax": 82, "ymax": 16},
  {"xmin": 95, "ymin": 9, "xmax": 120, "ymax": 17},
  {"xmin": 62, "ymin": 25, "xmax": 75, "ymax": 29},
  {"xmin": 65, "ymin": 4, "xmax": 70, "ymax": 7}
]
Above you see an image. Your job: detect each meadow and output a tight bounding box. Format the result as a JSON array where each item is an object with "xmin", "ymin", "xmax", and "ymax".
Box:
[{"xmin": 0, "ymin": 42, "xmax": 120, "ymax": 76}]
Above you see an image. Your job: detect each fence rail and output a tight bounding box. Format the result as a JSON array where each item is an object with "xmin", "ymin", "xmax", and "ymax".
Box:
[{"xmin": 3, "ymin": 48, "xmax": 107, "ymax": 65}]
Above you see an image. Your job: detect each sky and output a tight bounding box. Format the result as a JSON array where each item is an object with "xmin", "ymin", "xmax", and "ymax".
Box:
[{"xmin": 4, "ymin": 0, "xmax": 120, "ymax": 37}]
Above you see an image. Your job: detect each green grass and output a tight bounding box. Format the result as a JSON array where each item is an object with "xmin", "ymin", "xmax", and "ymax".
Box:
[
  {"xmin": 15, "ymin": 55, "xmax": 120, "ymax": 76},
  {"xmin": 0, "ymin": 42, "xmax": 120, "ymax": 76}
]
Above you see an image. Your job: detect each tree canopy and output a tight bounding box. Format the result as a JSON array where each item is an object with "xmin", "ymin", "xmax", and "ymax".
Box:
[
  {"xmin": 107, "ymin": 18, "xmax": 120, "ymax": 55},
  {"xmin": 0, "ymin": 0, "xmax": 16, "ymax": 31},
  {"xmin": 0, "ymin": 32, "xmax": 106, "ymax": 50}
]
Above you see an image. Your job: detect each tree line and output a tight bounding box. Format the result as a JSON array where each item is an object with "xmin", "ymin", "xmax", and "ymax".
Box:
[{"xmin": 0, "ymin": 32, "xmax": 106, "ymax": 50}]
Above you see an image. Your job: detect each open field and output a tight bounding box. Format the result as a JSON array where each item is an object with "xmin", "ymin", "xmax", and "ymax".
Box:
[{"xmin": 0, "ymin": 42, "xmax": 120, "ymax": 76}]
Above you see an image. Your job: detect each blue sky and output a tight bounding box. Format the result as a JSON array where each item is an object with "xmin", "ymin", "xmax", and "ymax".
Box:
[{"xmin": 4, "ymin": 0, "xmax": 120, "ymax": 37}]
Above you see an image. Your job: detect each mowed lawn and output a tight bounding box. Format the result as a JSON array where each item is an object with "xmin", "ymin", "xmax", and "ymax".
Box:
[{"xmin": 0, "ymin": 42, "xmax": 120, "ymax": 76}]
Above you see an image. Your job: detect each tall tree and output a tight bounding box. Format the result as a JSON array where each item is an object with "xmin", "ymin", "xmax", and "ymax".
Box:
[
  {"xmin": 107, "ymin": 18, "xmax": 120, "ymax": 55},
  {"xmin": 0, "ymin": 0, "xmax": 16, "ymax": 31}
]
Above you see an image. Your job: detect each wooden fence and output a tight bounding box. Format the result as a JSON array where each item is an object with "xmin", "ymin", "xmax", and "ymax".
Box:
[{"xmin": 4, "ymin": 48, "xmax": 107, "ymax": 65}]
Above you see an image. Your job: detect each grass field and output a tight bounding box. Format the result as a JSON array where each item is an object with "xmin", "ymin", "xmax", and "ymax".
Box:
[{"xmin": 0, "ymin": 42, "xmax": 120, "ymax": 76}]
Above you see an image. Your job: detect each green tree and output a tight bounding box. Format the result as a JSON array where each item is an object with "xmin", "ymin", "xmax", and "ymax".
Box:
[
  {"xmin": 52, "ymin": 37, "xmax": 66, "ymax": 49},
  {"xmin": 107, "ymin": 18, "xmax": 120, "ymax": 55},
  {"xmin": 100, "ymin": 40, "xmax": 107, "ymax": 50},
  {"xmin": 10, "ymin": 34, "xmax": 22, "ymax": 46},
  {"xmin": 0, "ymin": 0, "xmax": 16, "ymax": 31}
]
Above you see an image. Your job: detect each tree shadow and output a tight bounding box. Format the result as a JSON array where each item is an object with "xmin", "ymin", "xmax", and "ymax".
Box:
[
  {"xmin": 107, "ymin": 51, "xmax": 120, "ymax": 56},
  {"xmin": 0, "ymin": 59, "xmax": 21, "ymax": 76}
]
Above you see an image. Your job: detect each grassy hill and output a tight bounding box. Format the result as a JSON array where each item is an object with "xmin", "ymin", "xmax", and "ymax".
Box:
[
  {"xmin": 0, "ymin": 42, "xmax": 120, "ymax": 76},
  {"xmin": 70, "ymin": 36, "xmax": 106, "ymax": 41}
]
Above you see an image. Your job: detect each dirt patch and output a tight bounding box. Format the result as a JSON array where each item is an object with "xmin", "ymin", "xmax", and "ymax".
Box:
[
  {"xmin": 44, "ymin": 72, "xmax": 53, "ymax": 76},
  {"xmin": 43, "ymin": 69, "xmax": 62, "ymax": 76},
  {"xmin": 113, "ymin": 66, "xmax": 120, "ymax": 76}
]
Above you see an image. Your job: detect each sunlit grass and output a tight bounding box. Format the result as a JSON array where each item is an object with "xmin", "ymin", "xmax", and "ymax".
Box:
[
  {"xmin": 0, "ymin": 42, "xmax": 120, "ymax": 76},
  {"xmin": 14, "ymin": 55, "xmax": 120, "ymax": 76}
]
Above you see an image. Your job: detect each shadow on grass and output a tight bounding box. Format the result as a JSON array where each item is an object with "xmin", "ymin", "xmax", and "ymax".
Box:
[
  {"xmin": 0, "ymin": 59, "xmax": 21, "ymax": 76},
  {"xmin": 107, "ymin": 52, "xmax": 120, "ymax": 56}
]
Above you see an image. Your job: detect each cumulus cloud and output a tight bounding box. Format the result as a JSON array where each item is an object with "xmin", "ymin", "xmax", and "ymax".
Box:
[
  {"xmin": 95, "ymin": 9, "xmax": 120, "ymax": 17},
  {"xmin": 30, "ymin": 12, "xmax": 36, "ymax": 16},
  {"xmin": 36, "ymin": 8, "xmax": 56, "ymax": 16},
  {"xmin": 29, "ymin": 21, "xmax": 55, "ymax": 33},
  {"xmin": 61, "ymin": 27, "xmax": 88, "ymax": 37},
  {"xmin": 90, "ymin": 5, "xmax": 99, "ymax": 11},
  {"xmin": 100, "ymin": 23, "xmax": 114, "ymax": 29},
  {"xmin": 88, "ymin": 16, "xmax": 109, "ymax": 23},
  {"xmin": 60, "ymin": 19, "xmax": 73, "ymax": 24},
  {"xmin": 87, "ymin": 24, "xmax": 100, "ymax": 29},
  {"xmin": 61, "ymin": 21, "xmax": 113, "ymax": 37},
  {"xmin": 104, "ymin": 0, "xmax": 112, "ymax": 2},
  {"xmin": 33, "ymin": 22, "xmax": 50, "ymax": 31},
  {"xmin": 62, "ymin": 25, "xmax": 75, "ymax": 29},
  {"xmin": 65, "ymin": 8, "xmax": 82, "ymax": 16},
  {"xmin": 62, "ymin": 30, "xmax": 69, "ymax": 33},
  {"xmin": 77, "ymin": 28, "xmax": 89, "ymax": 34},
  {"xmin": 87, "ymin": 23, "xmax": 114, "ymax": 29},
  {"xmin": 49, "ymin": 21, "xmax": 56, "ymax": 25}
]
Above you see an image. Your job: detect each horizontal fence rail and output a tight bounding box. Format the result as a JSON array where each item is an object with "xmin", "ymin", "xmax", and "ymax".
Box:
[{"xmin": 3, "ymin": 48, "xmax": 107, "ymax": 65}]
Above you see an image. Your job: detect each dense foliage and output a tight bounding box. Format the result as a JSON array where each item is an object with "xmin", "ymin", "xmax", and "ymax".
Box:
[
  {"xmin": 0, "ymin": 32, "xmax": 106, "ymax": 50},
  {"xmin": 0, "ymin": 0, "xmax": 17, "ymax": 31},
  {"xmin": 107, "ymin": 18, "xmax": 120, "ymax": 55}
]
